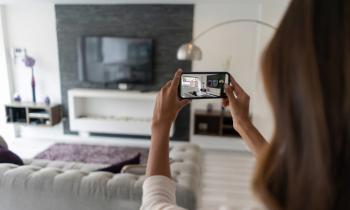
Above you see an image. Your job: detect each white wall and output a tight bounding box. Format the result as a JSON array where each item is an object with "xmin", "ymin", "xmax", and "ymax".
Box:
[
  {"xmin": 251, "ymin": 0, "xmax": 290, "ymax": 140},
  {"xmin": 5, "ymin": 4, "xmax": 63, "ymax": 138},
  {"xmin": 192, "ymin": 2, "xmax": 261, "ymax": 112},
  {"xmin": 0, "ymin": 6, "xmax": 15, "ymax": 141},
  {"xmin": 191, "ymin": 1, "xmax": 289, "ymax": 149},
  {"xmin": 6, "ymin": 4, "xmax": 61, "ymax": 104},
  {"xmin": 1, "ymin": 1, "xmax": 290, "ymax": 147}
]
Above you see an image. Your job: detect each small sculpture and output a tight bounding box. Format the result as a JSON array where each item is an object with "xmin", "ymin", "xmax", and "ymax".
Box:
[
  {"xmin": 44, "ymin": 96, "xmax": 51, "ymax": 106},
  {"xmin": 207, "ymin": 103, "xmax": 213, "ymax": 113},
  {"xmin": 13, "ymin": 93, "xmax": 21, "ymax": 102}
]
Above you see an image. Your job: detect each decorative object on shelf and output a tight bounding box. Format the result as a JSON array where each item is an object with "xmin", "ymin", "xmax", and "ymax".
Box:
[
  {"xmin": 13, "ymin": 93, "xmax": 21, "ymax": 102},
  {"xmin": 177, "ymin": 19, "xmax": 276, "ymax": 60},
  {"xmin": 198, "ymin": 123, "xmax": 208, "ymax": 132},
  {"xmin": 44, "ymin": 96, "xmax": 51, "ymax": 105},
  {"xmin": 207, "ymin": 103, "xmax": 214, "ymax": 113},
  {"xmin": 22, "ymin": 49, "xmax": 37, "ymax": 103},
  {"xmin": 13, "ymin": 48, "xmax": 23, "ymax": 64}
]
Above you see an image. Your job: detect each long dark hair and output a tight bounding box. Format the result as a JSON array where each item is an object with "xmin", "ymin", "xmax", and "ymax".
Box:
[{"xmin": 253, "ymin": 0, "xmax": 350, "ymax": 210}]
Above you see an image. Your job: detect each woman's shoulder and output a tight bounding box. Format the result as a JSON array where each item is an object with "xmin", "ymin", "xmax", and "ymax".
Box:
[{"xmin": 142, "ymin": 176, "xmax": 185, "ymax": 210}]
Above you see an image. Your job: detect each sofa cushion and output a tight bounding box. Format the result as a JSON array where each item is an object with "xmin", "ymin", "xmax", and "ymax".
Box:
[
  {"xmin": 96, "ymin": 153, "xmax": 141, "ymax": 173},
  {"xmin": 23, "ymin": 159, "xmax": 108, "ymax": 171},
  {"xmin": 0, "ymin": 136, "xmax": 8, "ymax": 149},
  {"xmin": 0, "ymin": 146, "xmax": 24, "ymax": 165}
]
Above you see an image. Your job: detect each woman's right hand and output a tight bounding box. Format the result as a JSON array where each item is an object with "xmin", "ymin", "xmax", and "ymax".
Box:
[
  {"xmin": 152, "ymin": 69, "xmax": 190, "ymax": 129},
  {"xmin": 223, "ymin": 75, "xmax": 252, "ymax": 132},
  {"xmin": 223, "ymin": 75, "xmax": 268, "ymax": 155}
]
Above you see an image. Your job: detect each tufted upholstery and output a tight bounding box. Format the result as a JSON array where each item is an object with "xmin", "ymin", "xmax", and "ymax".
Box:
[
  {"xmin": 23, "ymin": 159, "xmax": 109, "ymax": 171},
  {"xmin": 0, "ymin": 143, "xmax": 201, "ymax": 210}
]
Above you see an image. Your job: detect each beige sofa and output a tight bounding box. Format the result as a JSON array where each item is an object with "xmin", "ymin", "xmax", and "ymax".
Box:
[{"xmin": 0, "ymin": 140, "xmax": 201, "ymax": 210}]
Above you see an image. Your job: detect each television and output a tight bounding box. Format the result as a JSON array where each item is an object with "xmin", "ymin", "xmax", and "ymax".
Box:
[{"xmin": 78, "ymin": 36, "xmax": 153, "ymax": 84}]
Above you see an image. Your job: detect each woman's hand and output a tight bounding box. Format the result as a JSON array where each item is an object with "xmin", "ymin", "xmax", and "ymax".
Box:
[
  {"xmin": 147, "ymin": 69, "xmax": 190, "ymax": 178},
  {"xmin": 152, "ymin": 69, "xmax": 191, "ymax": 129},
  {"xmin": 222, "ymin": 75, "xmax": 268, "ymax": 155},
  {"xmin": 223, "ymin": 75, "xmax": 251, "ymax": 131}
]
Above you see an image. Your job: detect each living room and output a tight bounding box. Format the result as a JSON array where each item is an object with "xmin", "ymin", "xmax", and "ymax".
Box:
[{"xmin": 0, "ymin": 0, "xmax": 290, "ymax": 210}]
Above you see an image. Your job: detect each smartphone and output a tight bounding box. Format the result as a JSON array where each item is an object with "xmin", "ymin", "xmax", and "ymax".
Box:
[{"xmin": 178, "ymin": 72, "xmax": 230, "ymax": 99}]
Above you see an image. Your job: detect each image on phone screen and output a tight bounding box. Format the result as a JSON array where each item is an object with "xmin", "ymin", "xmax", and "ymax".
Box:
[{"xmin": 179, "ymin": 72, "xmax": 230, "ymax": 99}]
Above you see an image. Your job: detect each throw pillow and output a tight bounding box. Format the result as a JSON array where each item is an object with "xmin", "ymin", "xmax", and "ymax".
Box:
[
  {"xmin": 0, "ymin": 146, "xmax": 24, "ymax": 165},
  {"xmin": 97, "ymin": 153, "xmax": 141, "ymax": 174}
]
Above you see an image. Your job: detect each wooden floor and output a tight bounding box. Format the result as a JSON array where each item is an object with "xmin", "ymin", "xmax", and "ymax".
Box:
[{"xmin": 198, "ymin": 150, "xmax": 262, "ymax": 210}]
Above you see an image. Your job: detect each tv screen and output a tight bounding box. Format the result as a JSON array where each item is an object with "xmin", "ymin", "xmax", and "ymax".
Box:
[{"xmin": 78, "ymin": 36, "xmax": 153, "ymax": 84}]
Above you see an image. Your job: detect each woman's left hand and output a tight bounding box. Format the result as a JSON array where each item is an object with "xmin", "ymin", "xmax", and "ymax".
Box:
[{"xmin": 152, "ymin": 69, "xmax": 191, "ymax": 129}]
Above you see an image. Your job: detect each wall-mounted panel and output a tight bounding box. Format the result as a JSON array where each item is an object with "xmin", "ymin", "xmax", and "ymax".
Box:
[{"xmin": 56, "ymin": 4, "xmax": 193, "ymax": 140}]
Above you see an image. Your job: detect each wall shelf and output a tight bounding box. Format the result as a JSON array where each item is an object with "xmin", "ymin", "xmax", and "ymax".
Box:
[
  {"xmin": 68, "ymin": 88, "xmax": 174, "ymax": 137},
  {"xmin": 194, "ymin": 110, "xmax": 240, "ymax": 137},
  {"xmin": 5, "ymin": 103, "xmax": 62, "ymax": 127}
]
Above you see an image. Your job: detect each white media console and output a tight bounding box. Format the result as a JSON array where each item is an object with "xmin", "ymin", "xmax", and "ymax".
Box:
[{"xmin": 68, "ymin": 88, "xmax": 174, "ymax": 137}]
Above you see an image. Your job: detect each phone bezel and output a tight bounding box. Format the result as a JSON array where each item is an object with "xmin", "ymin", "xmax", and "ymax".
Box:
[{"xmin": 178, "ymin": 71, "xmax": 230, "ymax": 100}]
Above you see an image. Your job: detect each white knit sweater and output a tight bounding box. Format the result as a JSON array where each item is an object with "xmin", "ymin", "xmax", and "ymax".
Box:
[
  {"xmin": 141, "ymin": 176, "xmax": 186, "ymax": 210},
  {"xmin": 141, "ymin": 175, "xmax": 264, "ymax": 210}
]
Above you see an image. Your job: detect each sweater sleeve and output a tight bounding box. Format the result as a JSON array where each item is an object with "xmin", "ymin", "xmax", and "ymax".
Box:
[{"xmin": 140, "ymin": 175, "xmax": 187, "ymax": 210}]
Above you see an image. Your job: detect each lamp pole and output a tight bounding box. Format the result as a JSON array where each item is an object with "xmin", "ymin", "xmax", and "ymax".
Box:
[
  {"xmin": 192, "ymin": 19, "xmax": 276, "ymax": 42},
  {"xmin": 177, "ymin": 19, "xmax": 276, "ymax": 61}
]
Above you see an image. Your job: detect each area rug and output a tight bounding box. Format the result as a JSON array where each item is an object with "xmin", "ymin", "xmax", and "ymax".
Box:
[{"xmin": 34, "ymin": 143, "xmax": 149, "ymax": 165}]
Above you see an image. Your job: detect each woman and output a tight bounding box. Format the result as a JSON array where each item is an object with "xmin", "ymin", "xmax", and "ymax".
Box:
[{"xmin": 141, "ymin": 0, "xmax": 350, "ymax": 209}]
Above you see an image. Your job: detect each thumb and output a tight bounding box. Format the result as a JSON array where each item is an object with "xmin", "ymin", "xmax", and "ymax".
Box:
[{"xmin": 171, "ymin": 69, "xmax": 183, "ymax": 90}]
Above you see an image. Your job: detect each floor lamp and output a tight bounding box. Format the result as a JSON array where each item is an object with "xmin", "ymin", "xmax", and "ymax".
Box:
[
  {"xmin": 177, "ymin": 19, "xmax": 276, "ymax": 61},
  {"xmin": 177, "ymin": 19, "xmax": 276, "ymax": 132}
]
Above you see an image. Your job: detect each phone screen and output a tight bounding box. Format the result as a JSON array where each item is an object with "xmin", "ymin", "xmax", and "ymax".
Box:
[{"xmin": 179, "ymin": 72, "xmax": 230, "ymax": 99}]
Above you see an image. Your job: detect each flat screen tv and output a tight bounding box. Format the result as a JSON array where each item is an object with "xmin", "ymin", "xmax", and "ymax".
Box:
[{"xmin": 77, "ymin": 36, "xmax": 153, "ymax": 84}]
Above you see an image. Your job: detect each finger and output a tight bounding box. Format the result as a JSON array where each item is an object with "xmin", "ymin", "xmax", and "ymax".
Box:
[
  {"xmin": 224, "ymin": 85, "xmax": 241, "ymax": 112},
  {"xmin": 230, "ymin": 75, "xmax": 249, "ymax": 98},
  {"xmin": 179, "ymin": 99, "xmax": 191, "ymax": 107},
  {"xmin": 222, "ymin": 98, "xmax": 229, "ymax": 107},
  {"xmin": 164, "ymin": 80, "xmax": 172, "ymax": 88},
  {"xmin": 170, "ymin": 69, "xmax": 183, "ymax": 90}
]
